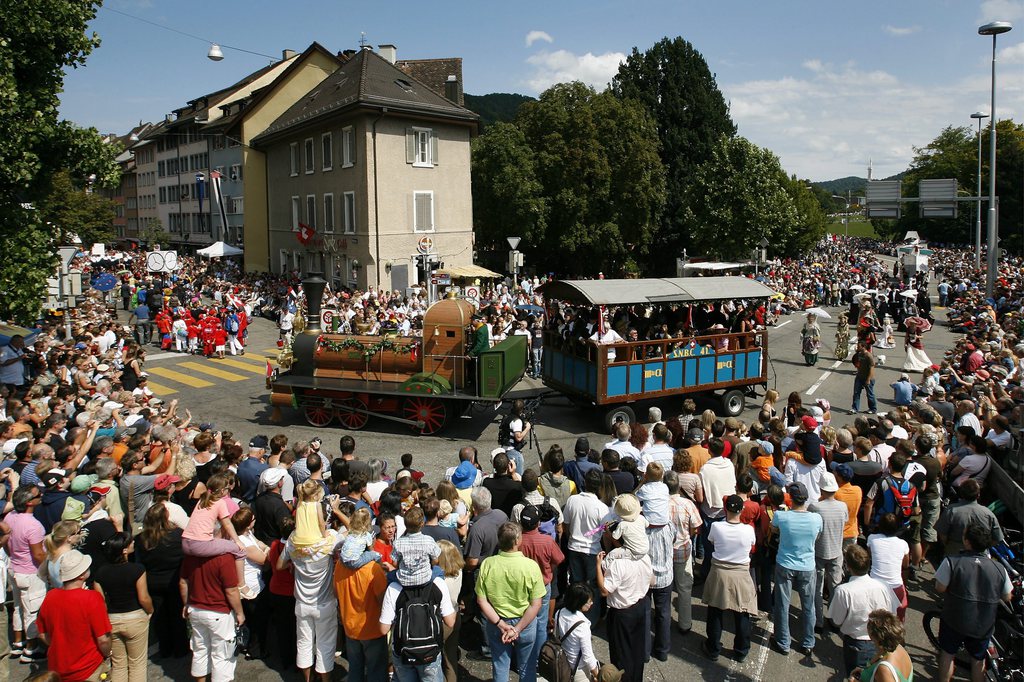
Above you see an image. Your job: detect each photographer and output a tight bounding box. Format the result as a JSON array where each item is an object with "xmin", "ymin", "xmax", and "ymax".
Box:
[{"xmin": 500, "ymin": 399, "xmax": 532, "ymax": 474}]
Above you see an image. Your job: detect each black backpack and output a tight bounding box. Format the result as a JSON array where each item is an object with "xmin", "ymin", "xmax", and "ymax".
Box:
[
  {"xmin": 391, "ymin": 581, "xmax": 445, "ymax": 665},
  {"xmin": 538, "ymin": 610, "xmax": 585, "ymax": 682},
  {"xmin": 536, "ymin": 498, "xmax": 560, "ymax": 539},
  {"xmin": 498, "ymin": 413, "xmax": 516, "ymax": 448}
]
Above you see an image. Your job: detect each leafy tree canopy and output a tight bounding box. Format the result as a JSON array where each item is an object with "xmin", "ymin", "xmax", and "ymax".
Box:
[{"xmin": 0, "ymin": 0, "xmax": 120, "ymax": 324}]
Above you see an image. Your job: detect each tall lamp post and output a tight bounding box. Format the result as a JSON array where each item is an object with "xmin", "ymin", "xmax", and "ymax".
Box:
[
  {"xmin": 832, "ymin": 193, "xmax": 851, "ymax": 237},
  {"xmin": 970, "ymin": 111, "xmax": 988, "ymax": 271},
  {"xmin": 979, "ymin": 20, "xmax": 1012, "ymax": 298}
]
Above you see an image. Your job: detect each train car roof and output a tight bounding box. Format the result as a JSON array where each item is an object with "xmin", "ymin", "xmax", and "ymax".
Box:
[{"xmin": 537, "ymin": 276, "xmax": 777, "ymax": 305}]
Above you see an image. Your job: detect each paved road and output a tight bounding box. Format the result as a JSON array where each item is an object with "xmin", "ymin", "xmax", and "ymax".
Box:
[{"xmin": 15, "ymin": 291, "xmax": 963, "ymax": 681}]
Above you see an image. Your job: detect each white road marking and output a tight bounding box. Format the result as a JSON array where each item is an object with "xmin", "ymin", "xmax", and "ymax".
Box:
[
  {"xmin": 806, "ymin": 361, "xmax": 844, "ymax": 395},
  {"xmin": 725, "ymin": 617, "xmax": 774, "ymax": 681},
  {"xmin": 775, "ymin": 320, "xmax": 792, "ymax": 329},
  {"xmin": 144, "ymin": 352, "xmax": 176, "ymax": 361}
]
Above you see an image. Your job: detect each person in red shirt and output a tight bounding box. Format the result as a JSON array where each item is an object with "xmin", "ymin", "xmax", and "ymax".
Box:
[
  {"xmin": 180, "ymin": 552, "xmax": 245, "ymax": 682},
  {"xmin": 213, "ymin": 326, "xmax": 228, "ymax": 359},
  {"xmin": 201, "ymin": 318, "xmax": 219, "ymax": 358},
  {"xmin": 37, "ymin": 550, "xmax": 112, "ymax": 681},
  {"xmin": 187, "ymin": 319, "xmax": 201, "ymax": 355},
  {"xmin": 266, "ymin": 516, "xmax": 297, "ymax": 668},
  {"xmin": 515, "ymin": 504, "xmax": 565, "ymax": 670}
]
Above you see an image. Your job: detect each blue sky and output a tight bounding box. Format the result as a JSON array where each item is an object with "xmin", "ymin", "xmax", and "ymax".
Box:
[{"xmin": 60, "ymin": 0, "xmax": 1023, "ymax": 181}]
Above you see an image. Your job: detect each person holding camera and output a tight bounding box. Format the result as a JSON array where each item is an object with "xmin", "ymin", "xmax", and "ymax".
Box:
[{"xmin": 500, "ymin": 400, "xmax": 532, "ymax": 475}]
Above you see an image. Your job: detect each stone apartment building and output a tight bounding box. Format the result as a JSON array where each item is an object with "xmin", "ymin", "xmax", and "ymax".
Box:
[{"xmin": 251, "ymin": 46, "xmax": 478, "ymax": 290}]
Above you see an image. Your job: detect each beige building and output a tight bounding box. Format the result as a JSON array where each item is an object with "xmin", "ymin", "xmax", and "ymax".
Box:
[{"xmin": 252, "ymin": 46, "xmax": 478, "ymax": 290}]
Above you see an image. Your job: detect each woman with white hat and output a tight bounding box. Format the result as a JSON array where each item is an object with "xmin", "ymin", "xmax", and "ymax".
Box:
[{"xmin": 596, "ymin": 494, "xmax": 653, "ymax": 682}]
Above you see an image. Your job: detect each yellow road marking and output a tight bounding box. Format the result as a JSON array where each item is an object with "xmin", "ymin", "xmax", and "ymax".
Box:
[
  {"xmin": 145, "ymin": 381, "xmax": 178, "ymax": 395},
  {"xmin": 146, "ymin": 366, "xmax": 215, "ymax": 388},
  {"xmin": 177, "ymin": 362, "xmax": 248, "ymax": 382},
  {"xmin": 215, "ymin": 358, "xmax": 271, "ymax": 375}
]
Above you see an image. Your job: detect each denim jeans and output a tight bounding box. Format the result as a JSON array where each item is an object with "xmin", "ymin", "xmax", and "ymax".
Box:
[
  {"xmin": 485, "ymin": 617, "xmax": 538, "ymax": 682},
  {"xmin": 392, "ymin": 653, "xmax": 443, "ymax": 682},
  {"xmin": 772, "ymin": 564, "xmax": 816, "ymax": 651},
  {"xmin": 347, "ymin": 635, "xmax": 388, "ymax": 682},
  {"xmin": 526, "ymin": 585, "xmax": 551, "ymax": 675},
  {"xmin": 852, "ymin": 377, "xmax": 876, "ymax": 412},
  {"xmin": 567, "ymin": 550, "xmax": 601, "ymax": 624},
  {"xmin": 649, "ymin": 585, "xmax": 672, "ymax": 658},
  {"xmin": 842, "ymin": 636, "xmax": 877, "ymax": 677},
  {"xmin": 531, "ymin": 348, "xmax": 543, "ymax": 376},
  {"xmin": 705, "ymin": 606, "xmax": 751, "ymax": 657}
]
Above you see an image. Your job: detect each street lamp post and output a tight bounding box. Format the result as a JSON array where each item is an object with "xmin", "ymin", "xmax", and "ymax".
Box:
[
  {"xmin": 979, "ymin": 20, "xmax": 1012, "ymax": 298},
  {"xmin": 970, "ymin": 111, "xmax": 988, "ymax": 271},
  {"xmin": 832, "ymin": 193, "xmax": 851, "ymax": 238}
]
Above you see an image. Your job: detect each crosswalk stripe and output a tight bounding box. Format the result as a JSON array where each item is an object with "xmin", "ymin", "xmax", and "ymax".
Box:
[
  {"xmin": 261, "ymin": 348, "xmax": 281, "ymax": 354},
  {"xmin": 215, "ymin": 358, "xmax": 271, "ymax": 375},
  {"xmin": 146, "ymin": 381, "xmax": 178, "ymax": 395},
  {"xmin": 228, "ymin": 354, "xmax": 278, "ymax": 368},
  {"xmin": 177, "ymin": 362, "xmax": 248, "ymax": 382},
  {"xmin": 146, "ymin": 366, "xmax": 215, "ymax": 388}
]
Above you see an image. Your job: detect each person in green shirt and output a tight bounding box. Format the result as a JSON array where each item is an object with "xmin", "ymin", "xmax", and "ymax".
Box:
[
  {"xmin": 467, "ymin": 316, "xmax": 490, "ymax": 357},
  {"xmin": 476, "ymin": 522, "xmax": 545, "ymax": 682}
]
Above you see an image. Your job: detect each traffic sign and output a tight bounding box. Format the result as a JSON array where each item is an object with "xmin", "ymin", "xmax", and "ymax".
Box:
[
  {"xmin": 416, "ymin": 236, "xmax": 434, "ymax": 255},
  {"xmin": 321, "ymin": 308, "xmax": 339, "ymax": 331},
  {"xmin": 506, "ymin": 236, "xmax": 521, "ymax": 250}
]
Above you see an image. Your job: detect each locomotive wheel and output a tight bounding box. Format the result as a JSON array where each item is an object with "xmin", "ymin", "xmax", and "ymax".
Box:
[
  {"xmin": 403, "ymin": 396, "xmax": 448, "ymax": 435},
  {"xmin": 304, "ymin": 404, "xmax": 334, "ymax": 427},
  {"xmin": 336, "ymin": 398, "xmax": 370, "ymax": 430}
]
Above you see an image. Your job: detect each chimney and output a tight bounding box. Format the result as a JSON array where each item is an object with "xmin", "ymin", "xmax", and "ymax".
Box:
[
  {"xmin": 340, "ymin": 49, "xmax": 357, "ymax": 60},
  {"xmin": 165, "ymin": 114, "xmax": 174, "ymax": 124},
  {"xmin": 302, "ymin": 273, "xmax": 327, "ymax": 334},
  {"xmin": 444, "ymin": 75, "xmax": 460, "ymax": 103},
  {"xmin": 282, "ymin": 49, "xmax": 297, "ymax": 60},
  {"xmin": 377, "ymin": 44, "xmax": 397, "ymax": 64}
]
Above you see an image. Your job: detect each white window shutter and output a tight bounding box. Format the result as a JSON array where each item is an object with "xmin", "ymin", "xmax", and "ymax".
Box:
[
  {"xmin": 406, "ymin": 128, "xmax": 415, "ymax": 164},
  {"xmin": 430, "ymin": 133, "xmax": 439, "ymax": 165}
]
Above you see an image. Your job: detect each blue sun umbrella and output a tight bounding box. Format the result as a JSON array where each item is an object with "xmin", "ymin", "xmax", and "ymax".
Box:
[{"xmin": 91, "ymin": 273, "xmax": 119, "ymax": 292}]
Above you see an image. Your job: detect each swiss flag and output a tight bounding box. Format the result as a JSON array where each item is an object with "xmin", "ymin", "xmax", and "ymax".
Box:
[{"xmin": 297, "ymin": 222, "xmax": 315, "ymax": 245}]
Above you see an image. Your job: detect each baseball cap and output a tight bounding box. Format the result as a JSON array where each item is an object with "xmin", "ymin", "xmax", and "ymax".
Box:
[
  {"xmin": 724, "ymin": 494, "xmax": 744, "ymax": 514},
  {"xmin": 574, "ymin": 437, "xmax": 591, "ymax": 456},
  {"xmin": 519, "ymin": 505, "xmax": 541, "ymax": 531},
  {"xmin": 786, "ymin": 481, "xmax": 808, "ymax": 502},
  {"xmin": 800, "ymin": 415, "xmax": 818, "ymax": 431},
  {"xmin": 830, "ymin": 462, "xmax": 854, "ymax": 481},
  {"xmin": 199, "ymin": 423, "xmax": 214, "ymax": 432},
  {"xmin": 756, "ymin": 440, "xmax": 775, "ymax": 455},
  {"xmin": 809, "ymin": 406, "xmax": 825, "ymax": 423},
  {"xmin": 69, "ymin": 474, "xmax": 97, "ymax": 494},
  {"xmin": 2, "ymin": 438, "xmax": 27, "ymax": 456},
  {"xmin": 40, "ymin": 468, "xmax": 68, "ymax": 488},
  {"xmin": 819, "ymin": 472, "xmax": 839, "ymax": 493},
  {"xmin": 259, "ymin": 467, "xmax": 287, "ymax": 489},
  {"xmin": 686, "ymin": 427, "xmax": 705, "ymax": 444},
  {"xmin": 249, "ymin": 435, "xmax": 269, "ymax": 449},
  {"xmin": 153, "ymin": 474, "xmax": 182, "ymax": 491}
]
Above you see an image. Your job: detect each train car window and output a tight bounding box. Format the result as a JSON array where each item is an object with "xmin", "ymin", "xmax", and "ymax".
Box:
[{"xmin": 447, "ymin": 330, "xmax": 456, "ymax": 337}]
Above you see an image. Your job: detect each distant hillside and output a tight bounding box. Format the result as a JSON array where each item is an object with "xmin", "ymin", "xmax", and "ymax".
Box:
[
  {"xmin": 813, "ymin": 172, "xmax": 906, "ymax": 197},
  {"xmin": 464, "ymin": 93, "xmax": 534, "ymax": 128}
]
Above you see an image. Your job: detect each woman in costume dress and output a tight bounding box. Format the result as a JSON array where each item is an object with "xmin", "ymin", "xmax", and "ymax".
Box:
[
  {"xmin": 902, "ymin": 321, "xmax": 932, "ymax": 373},
  {"xmin": 857, "ymin": 301, "xmax": 879, "ymax": 351},
  {"xmin": 801, "ymin": 313, "xmax": 822, "ymax": 366}
]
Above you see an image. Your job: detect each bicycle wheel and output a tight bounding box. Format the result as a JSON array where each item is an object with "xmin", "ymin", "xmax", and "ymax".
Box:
[{"xmin": 924, "ymin": 610, "xmax": 976, "ymax": 673}]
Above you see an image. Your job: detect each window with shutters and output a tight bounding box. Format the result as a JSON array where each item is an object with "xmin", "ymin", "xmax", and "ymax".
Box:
[
  {"xmin": 413, "ymin": 191, "xmax": 434, "ymax": 232},
  {"xmin": 406, "ymin": 127, "xmax": 436, "ymax": 167},
  {"xmin": 304, "ymin": 138, "xmax": 314, "ymax": 174},
  {"xmin": 306, "ymin": 195, "xmax": 316, "ymax": 229},
  {"xmin": 323, "ymin": 193, "xmax": 335, "ymax": 233},
  {"xmin": 322, "ymin": 133, "xmax": 333, "ymax": 171},
  {"xmin": 230, "ymin": 164, "xmax": 242, "ymax": 181},
  {"xmin": 343, "ymin": 192, "xmax": 355, "ymax": 234},
  {"xmin": 342, "ymin": 126, "xmax": 355, "ymax": 168},
  {"xmin": 289, "ymin": 143, "xmax": 299, "ymax": 176},
  {"xmin": 291, "ymin": 196, "xmax": 300, "ymax": 231}
]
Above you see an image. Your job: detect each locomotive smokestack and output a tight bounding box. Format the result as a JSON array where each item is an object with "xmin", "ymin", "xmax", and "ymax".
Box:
[{"xmin": 302, "ymin": 273, "xmax": 327, "ymax": 334}]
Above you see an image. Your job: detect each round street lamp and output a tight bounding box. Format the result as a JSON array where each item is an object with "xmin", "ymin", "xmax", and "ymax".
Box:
[{"xmin": 978, "ymin": 20, "xmax": 1012, "ymax": 297}]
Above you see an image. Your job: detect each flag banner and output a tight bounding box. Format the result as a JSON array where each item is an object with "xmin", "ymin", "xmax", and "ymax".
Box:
[
  {"xmin": 297, "ymin": 222, "xmax": 315, "ymax": 245},
  {"xmin": 210, "ymin": 170, "xmax": 230, "ymax": 240}
]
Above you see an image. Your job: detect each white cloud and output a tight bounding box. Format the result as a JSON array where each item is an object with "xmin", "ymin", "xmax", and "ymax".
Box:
[
  {"xmin": 525, "ymin": 30, "xmax": 554, "ymax": 48},
  {"xmin": 524, "ymin": 49, "xmax": 626, "ymax": 92},
  {"xmin": 722, "ymin": 58, "xmax": 1023, "ymax": 180},
  {"xmin": 979, "ymin": 0, "xmax": 1024, "ymax": 23},
  {"xmin": 883, "ymin": 24, "xmax": 920, "ymax": 36},
  {"xmin": 1000, "ymin": 41, "xmax": 1024, "ymax": 63}
]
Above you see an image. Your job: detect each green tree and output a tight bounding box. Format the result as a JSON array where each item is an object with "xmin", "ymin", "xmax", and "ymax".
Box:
[
  {"xmin": 681, "ymin": 136, "xmax": 799, "ymax": 261},
  {"xmin": 138, "ymin": 218, "xmax": 171, "ymax": 249},
  {"xmin": 470, "ymin": 122, "xmax": 547, "ymax": 269},
  {"xmin": 783, "ymin": 174, "xmax": 828, "ymax": 254},
  {"xmin": 513, "ymin": 82, "xmax": 665, "ymax": 274},
  {"xmin": 612, "ymin": 36, "xmax": 736, "ymax": 272},
  {"xmin": 36, "ymin": 170, "xmax": 117, "ymax": 246},
  {"xmin": 885, "ymin": 120, "xmax": 1023, "ymax": 251},
  {"xmin": 0, "ymin": 0, "xmax": 120, "ymax": 324}
]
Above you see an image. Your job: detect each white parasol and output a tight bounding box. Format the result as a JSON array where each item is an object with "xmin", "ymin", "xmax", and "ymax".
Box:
[
  {"xmin": 849, "ymin": 284, "xmax": 866, "ymax": 292},
  {"xmin": 805, "ymin": 307, "xmax": 831, "ymax": 319},
  {"xmin": 899, "ymin": 289, "xmax": 919, "ymax": 298}
]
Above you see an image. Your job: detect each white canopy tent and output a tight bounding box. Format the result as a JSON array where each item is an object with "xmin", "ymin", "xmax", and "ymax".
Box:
[{"xmin": 196, "ymin": 241, "xmax": 243, "ymax": 258}]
